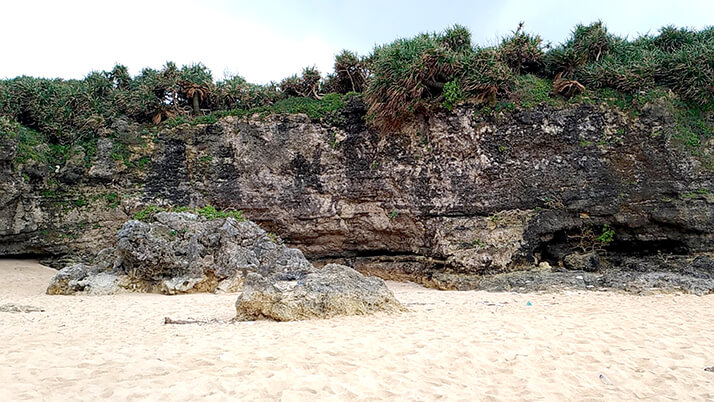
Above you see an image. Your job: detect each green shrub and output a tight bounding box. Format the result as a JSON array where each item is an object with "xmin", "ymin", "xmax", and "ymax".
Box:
[
  {"xmin": 366, "ymin": 25, "xmax": 513, "ymax": 130},
  {"xmin": 597, "ymin": 225, "xmax": 615, "ymax": 245},
  {"xmin": 0, "ymin": 22, "xmax": 712, "ymax": 141},
  {"xmin": 653, "ymin": 26, "xmax": 698, "ymax": 52},
  {"xmin": 133, "ymin": 205, "xmax": 161, "ymax": 221},
  {"xmin": 105, "ymin": 192, "xmax": 120, "ymax": 208},
  {"xmin": 211, "ymin": 75, "xmax": 283, "ymax": 110},
  {"xmin": 0, "ymin": 117, "xmax": 49, "ymax": 164},
  {"xmin": 442, "ymin": 80, "xmax": 464, "ymax": 110},
  {"xmin": 279, "ymin": 66, "xmax": 322, "ymax": 99},
  {"xmin": 194, "ymin": 205, "xmax": 244, "ymax": 221},
  {"xmin": 438, "ymin": 24, "xmax": 473, "ymax": 53},
  {"xmin": 261, "ymin": 93, "xmax": 344, "ymax": 120},
  {"xmin": 498, "ymin": 22, "xmax": 545, "ymax": 75},
  {"xmin": 546, "ymin": 23, "xmax": 713, "ymax": 104},
  {"xmin": 546, "ymin": 21, "xmax": 615, "ymax": 77},
  {"xmin": 656, "ymin": 44, "xmax": 714, "ymax": 105},
  {"xmin": 671, "ymin": 100, "xmax": 714, "ymax": 155},
  {"xmin": 325, "ymin": 50, "xmax": 370, "ymax": 94}
]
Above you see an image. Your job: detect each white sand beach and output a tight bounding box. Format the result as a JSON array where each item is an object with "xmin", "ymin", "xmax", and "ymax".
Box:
[{"xmin": 1, "ymin": 259, "xmax": 713, "ymax": 401}]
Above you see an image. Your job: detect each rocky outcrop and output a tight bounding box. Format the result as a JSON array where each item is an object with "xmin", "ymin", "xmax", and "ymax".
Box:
[
  {"xmin": 46, "ymin": 212, "xmax": 406, "ymax": 321},
  {"xmin": 47, "ymin": 212, "xmax": 315, "ymax": 295},
  {"xmin": 3, "ymin": 95, "xmax": 714, "ymax": 293},
  {"xmin": 235, "ymin": 264, "xmax": 405, "ymax": 321},
  {"xmin": 429, "ymin": 254, "xmax": 714, "ymax": 295}
]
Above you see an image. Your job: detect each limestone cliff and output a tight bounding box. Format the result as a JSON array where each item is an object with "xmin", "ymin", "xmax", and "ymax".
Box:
[{"xmin": 1, "ymin": 96, "xmax": 713, "ymax": 292}]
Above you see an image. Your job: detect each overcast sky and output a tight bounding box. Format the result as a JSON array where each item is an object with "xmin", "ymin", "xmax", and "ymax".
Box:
[{"xmin": 2, "ymin": 0, "xmax": 713, "ymax": 83}]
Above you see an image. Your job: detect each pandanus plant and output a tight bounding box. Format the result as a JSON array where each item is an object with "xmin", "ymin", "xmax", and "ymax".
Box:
[
  {"xmin": 182, "ymin": 82, "xmax": 209, "ymax": 115},
  {"xmin": 178, "ymin": 63, "xmax": 214, "ymax": 115}
]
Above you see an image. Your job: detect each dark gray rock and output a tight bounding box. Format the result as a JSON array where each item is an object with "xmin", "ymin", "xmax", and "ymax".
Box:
[
  {"xmin": 46, "ymin": 214, "xmax": 407, "ymax": 321},
  {"xmin": 0, "ymin": 136, "xmax": 17, "ymax": 164},
  {"xmin": 87, "ymin": 138, "xmax": 116, "ymax": 181},
  {"xmin": 234, "ymin": 264, "xmax": 405, "ymax": 321},
  {"xmin": 435, "ymin": 254, "xmax": 714, "ymax": 295},
  {"xmin": 58, "ymin": 146, "xmax": 86, "ymax": 184},
  {"xmin": 564, "ymin": 252, "xmax": 601, "ymax": 272}
]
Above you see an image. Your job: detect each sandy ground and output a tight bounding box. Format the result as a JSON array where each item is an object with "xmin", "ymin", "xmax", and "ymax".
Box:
[{"xmin": 1, "ymin": 259, "xmax": 713, "ymax": 401}]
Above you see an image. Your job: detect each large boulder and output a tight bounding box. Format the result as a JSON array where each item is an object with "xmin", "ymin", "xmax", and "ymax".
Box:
[
  {"xmin": 234, "ymin": 263, "xmax": 405, "ymax": 321},
  {"xmin": 47, "ymin": 213, "xmax": 406, "ymax": 321},
  {"xmin": 46, "ymin": 263, "xmax": 122, "ymax": 295},
  {"xmin": 46, "ymin": 212, "xmax": 315, "ymax": 295},
  {"xmin": 46, "ymin": 248, "xmax": 119, "ymax": 295}
]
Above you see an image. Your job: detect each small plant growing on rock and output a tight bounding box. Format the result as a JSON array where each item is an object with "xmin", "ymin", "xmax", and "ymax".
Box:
[
  {"xmin": 266, "ymin": 232, "xmax": 281, "ymax": 244},
  {"xmin": 105, "ymin": 192, "xmax": 120, "ymax": 208},
  {"xmin": 133, "ymin": 205, "xmax": 161, "ymax": 221},
  {"xmin": 597, "ymin": 225, "xmax": 615, "ymax": 245},
  {"xmin": 570, "ymin": 223, "xmax": 615, "ymax": 252},
  {"xmin": 194, "ymin": 205, "xmax": 244, "ymax": 221},
  {"xmin": 442, "ymin": 80, "xmax": 464, "ymax": 110},
  {"xmin": 488, "ymin": 214, "xmax": 503, "ymax": 224},
  {"xmin": 134, "ymin": 156, "xmax": 151, "ymax": 169},
  {"xmin": 133, "ymin": 204, "xmax": 245, "ymax": 222}
]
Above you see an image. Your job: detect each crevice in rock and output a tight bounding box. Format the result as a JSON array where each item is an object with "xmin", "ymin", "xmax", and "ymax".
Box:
[
  {"xmin": 607, "ymin": 239, "xmax": 690, "ymax": 256},
  {"xmin": 311, "ymin": 249, "xmax": 428, "ymax": 260},
  {"xmin": 535, "ymin": 227, "xmax": 691, "ymax": 266}
]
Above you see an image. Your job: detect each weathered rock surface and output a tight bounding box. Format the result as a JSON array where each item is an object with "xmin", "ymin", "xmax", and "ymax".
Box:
[
  {"xmin": 46, "ymin": 262, "xmax": 120, "ymax": 295},
  {"xmin": 3, "ymin": 97, "xmax": 714, "ymax": 293},
  {"xmin": 46, "ymin": 212, "xmax": 316, "ymax": 295},
  {"xmin": 46, "ymin": 212, "xmax": 405, "ymax": 321},
  {"xmin": 435, "ymin": 254, "xmax": 714, "ymax": 295},
  {"xmin": 87, "ymin": 138, "xmax": 116, "ymax": 181},
  {"xmin": 563, "ymin": 252, "xmax": 600, "ymax": 272},
  {"xmin": 0, "ymin": 303, "xmax": 46, "ymax": 313},
  {"xmin": 235, "ymin": 264, "xmax": 405, "ymax": 321}
]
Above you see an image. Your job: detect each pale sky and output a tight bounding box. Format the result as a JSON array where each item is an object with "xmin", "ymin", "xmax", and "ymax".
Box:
[{"xmin": 2, "ymin": 0, "xmax": 713, "ymax": 83}]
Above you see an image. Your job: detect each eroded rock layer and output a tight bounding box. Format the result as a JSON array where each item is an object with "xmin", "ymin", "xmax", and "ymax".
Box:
[{"xmin": 3, "ymin": 97, "xmax": 713, "ymax": 292}]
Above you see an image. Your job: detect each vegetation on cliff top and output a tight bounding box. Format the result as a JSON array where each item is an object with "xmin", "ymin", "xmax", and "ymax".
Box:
[{"xmin": 0, "ymin": 22, "xmax": 711, "ymax": 152}]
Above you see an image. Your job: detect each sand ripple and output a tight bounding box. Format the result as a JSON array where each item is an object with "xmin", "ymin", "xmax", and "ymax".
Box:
[{"xmin": 1, "ymin": 259, "xmax": 713, "ymax": 401}]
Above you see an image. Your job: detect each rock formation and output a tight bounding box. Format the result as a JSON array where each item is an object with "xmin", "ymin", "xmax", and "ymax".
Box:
[
  {"xmin": 3, "ymin": 95, "xmax": 714, "ymax": 293},
  {"xmin": 47, "ymin": 212, "xmax": 314, "ymax": 295},
  {"xmin": 235, "ymin": 264, "xmax": 405, "ymax": 321},
  {"xmin": 46, "ymin": 212, "xmax": 405, "ymax": 320}
]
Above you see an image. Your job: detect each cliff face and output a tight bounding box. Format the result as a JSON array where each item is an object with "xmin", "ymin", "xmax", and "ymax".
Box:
[{"xmin": 2, "ymin": 97, "xmax": 713, "ymax": 291}]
